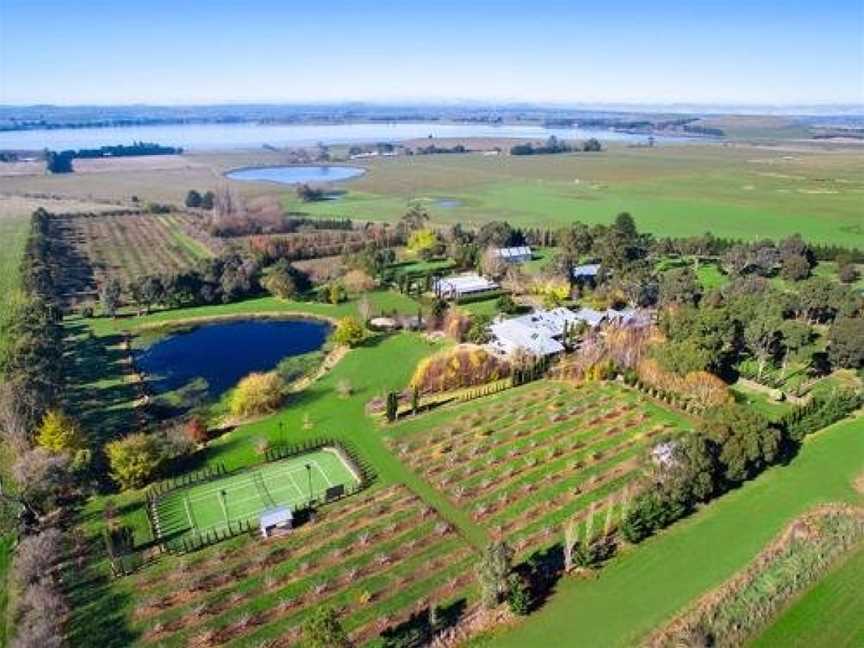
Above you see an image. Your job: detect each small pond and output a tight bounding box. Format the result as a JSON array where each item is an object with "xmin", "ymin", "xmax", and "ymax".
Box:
[
  {"xmin": 225, "ymin": 165, "xmax": 365, "ymax": 185},
  {"xmin": 135, "ymin": 319, "xmax": 330, "ymax": 398}
]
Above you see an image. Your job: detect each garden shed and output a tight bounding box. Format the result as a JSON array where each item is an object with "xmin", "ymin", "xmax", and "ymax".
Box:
[{"xmin": 259, "ymin": 506, "xmax": 293, "ymax": 538}]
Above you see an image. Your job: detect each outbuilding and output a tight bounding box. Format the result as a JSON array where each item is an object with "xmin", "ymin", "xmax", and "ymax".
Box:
[
  {"xmin": 433, "ymin": 273, "xmax": 499, "ymax": 300},
  {"xmin": 259, "ymin": 506, "xmax": 293, "ymax": 538},
  {"xmin": 493, "ymin": 246, "xmax": 533, "ymax": 264}
]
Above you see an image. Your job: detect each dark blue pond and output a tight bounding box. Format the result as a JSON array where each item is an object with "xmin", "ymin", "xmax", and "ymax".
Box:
[{"xmin": 135, "ymin": 319, "xmax": 330, "ymax": 397}]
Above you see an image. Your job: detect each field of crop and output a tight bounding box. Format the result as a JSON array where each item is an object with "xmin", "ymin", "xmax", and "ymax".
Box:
[
  {"xmin": 387, "ymin": 381, "xmax": 690, "ymax": 557},
  {"xmin": 119, "ymin": 484, "xmax": 476, "ymax": 647},
  {"xmin": 281, "ymin": 145, "xmax": 864, "ymax": 247},
  {"xmin": 51, "ymin": 211, "xmax": 218, "ymax": 304}
]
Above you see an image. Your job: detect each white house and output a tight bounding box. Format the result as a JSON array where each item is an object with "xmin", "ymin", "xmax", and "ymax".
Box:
[
  {"xmin": 433, "ymin": 274, "xmax": 499, "ymax": 300},
  {"xmin": 488, "ymin": 307, "xmax": 582, "ymax": 358},
  {"xmin": 493, "ymin": 246, "xmax": 532, "ymax": 264}
]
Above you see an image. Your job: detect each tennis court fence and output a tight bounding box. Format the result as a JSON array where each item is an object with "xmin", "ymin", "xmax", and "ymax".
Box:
[{"xmin": 146, "ymin": 437, "xmax": 375, "ymax": 555}]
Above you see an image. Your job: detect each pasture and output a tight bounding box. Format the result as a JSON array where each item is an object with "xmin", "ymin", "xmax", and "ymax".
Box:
[
  {"xmin": 283, "ymin": 145, "xmax": 864, "ymax": 247},
  {"xmin": 387, "ymin": 380, "xmax": 691, "ymax": 558},
  {"xmin": 2, "ymin": 144, "xmax": 862, "ymax": 247},
  {"xmin": 152, "ymin": 449, "xmax": 360, "ymax": 544}
]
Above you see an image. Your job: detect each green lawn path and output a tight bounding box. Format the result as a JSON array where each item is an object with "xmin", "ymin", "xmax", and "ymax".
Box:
[
  {"xmin": 0, "ymin": 534, "xmax": 12, "ymax": 648},
  {"xmin": 491, "ymin": 416, "xmax": 864, "ymax": 647}
]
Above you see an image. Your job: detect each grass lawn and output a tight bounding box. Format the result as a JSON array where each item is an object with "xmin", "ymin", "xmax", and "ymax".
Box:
[
  {"xmin": 154, "ymin": 449, "xmax": 360, "ymax": 543},
  {"xmin": 85, "ymin": 290, "xmax": 422, "ymax": 336},
  {"xmin": 0, "ymin": 212, "xmax": 30, "ymax": 359},
  {"xmin": 730, "ymin": 383, "xmax": 796, "ymax": 421},
  {"xmin": 489, "ymin": 415, "xmax": 864, "ymax": 647},
  {"xmin": 750, "ymin": 541, "xmax": 864, "ymax": 648},
  {"xmin": 696, "ymin": 262, "xmax": 729, "ymax": 290},
  {"xmin": 0, "ymin": 534, "xmax": 12, "ymax": 648}
]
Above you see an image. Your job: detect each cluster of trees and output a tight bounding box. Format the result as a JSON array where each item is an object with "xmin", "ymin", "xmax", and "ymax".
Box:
[
  {"xmin": 410, "ymin": 346, "xmax": 511, "ymax": 394},
  {"xmin": 228, "ymin": 372, "xmax": 287, "ymax": 418},
  {"xmin": 655, "ymin": 272, "xmax": 863, "ymax": 381},
  {"xmin": 0, "ymin": 210, "xmax": 83, "ymax": 530},
  {"xmin": 184, "ymin": 189, "xmax": 215, "ymax": 209},
  {"xmin": 296, "ymin": 184, "xmax": 326, "ymax": 202},
  {"xmin": 44, "ymin": 142, "xmax": 181, "ymax": 173},
  {"xmin": 104, "ymin": 252, "xmax": 264, "ymax": 315},
  {"xmin": 104, "ymin": 424, "xmax": 199, "ymax": 490},
  {"xmin": 510, "ymin": 136, "xmax": 601, "ymax": 155},
  {"xmin": 63, "ymin": 141, "xmax": 181, "ymax": 159},
  {"xmin": 717, "ymin": 235, "xmax": 816, "ymax": 281},
  {"xmin": 411, "ymin": 143, "xmax": 467, "ymax": 155},
  {"xmin": 8, "ymin": 528, "xmax": 70, "ymax": 646},
  {"xmin": 622, "ymin": 390, "xmax": 861, "ymax": 544}
]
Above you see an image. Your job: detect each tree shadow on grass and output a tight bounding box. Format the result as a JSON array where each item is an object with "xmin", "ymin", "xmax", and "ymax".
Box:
[
  {"xmin": 380, "ymin": 597, "xmax": 468, "ymax": 647},
  {"xmin": 65, "ymin": 550, "xmax": 138, "ymax": 648}
]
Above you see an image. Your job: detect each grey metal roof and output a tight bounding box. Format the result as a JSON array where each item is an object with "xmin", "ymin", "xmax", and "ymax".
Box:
[
  {"xmin": 494, "ymin": 246, "xmax": 532, "ymax": 260},
  {"xmin": 572, "ymin": 263, "xmax": 601, "ymax": 277},
  {"xmin": 260, "ymin": 506, "xmax": 293, "ymax": 527},
  {"xmin": 434, "ymin": 274, "xmax": 499, "ymax": 294}
]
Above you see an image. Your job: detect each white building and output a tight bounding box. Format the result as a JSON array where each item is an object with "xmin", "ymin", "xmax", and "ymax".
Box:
[
  {"xmin": 493, "ymin": 246, "xmax": 532, "ymax": 264},
  {"xmin": 433, "ymin": 274, "xmax": 499, "ymax": 300},
  {"xmin": 571, "ymin": 306, "xmax": 651, "ymax": 329},
  {"xmin": 488, "ymin": 307, "xmax": 582, "ymax": 358},
  {"xmin": 259, "ymin": 506, "xmax": 293, "ymax": 538}
]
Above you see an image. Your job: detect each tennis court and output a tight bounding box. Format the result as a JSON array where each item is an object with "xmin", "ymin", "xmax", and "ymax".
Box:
[{"xmin": 152, "ymin": 448, "xmax": 360, "ymax": 540}]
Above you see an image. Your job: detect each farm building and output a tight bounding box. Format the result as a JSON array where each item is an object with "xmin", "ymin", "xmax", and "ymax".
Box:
[
  {"xmin": 493, "ymin": 245, "xmax": 532, "ymax": 263},
  {"xmin": 433, "ymin": 273, "xmax": 499, "ymax": 299},
  {"xmin": 571, "ymin": 306, "xmax": 652, "ymax": 329},
  {"xmin": 259, "ymin": 506, "xmax": 293, "ymax": 538},
  {"xmin": 488, "ymin": 307, "xmax": 583, "ymax": 357},
  {"xmin": 572, "ymin": 263, "xmax": 602, "ymax": 285}
]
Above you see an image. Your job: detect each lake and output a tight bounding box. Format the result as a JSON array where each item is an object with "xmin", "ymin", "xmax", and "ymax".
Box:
[
  {"xmin": 226, "ymin": 165, "xmax": 365, "ymax": 185},
  {"xmin": 0, "ymin": 121, "xmax": 678, "ymax": 151},
  {"xmin": 135, "ymin": 319, "xmax": 330, "ymax": 397}
]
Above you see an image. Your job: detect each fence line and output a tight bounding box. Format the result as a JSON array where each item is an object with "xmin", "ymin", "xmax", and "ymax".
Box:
[{"xmin": 144, "ymin": 437, "xmax": 374, "ymax": 556}]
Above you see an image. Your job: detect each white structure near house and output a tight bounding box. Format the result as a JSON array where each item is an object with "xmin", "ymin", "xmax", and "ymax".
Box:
[
  {"xmin": 493, "ymin": 246, "xmax": 532, "ymax": 264},
  {"xmin": 571, "ymin": 306, "xmax": 651, "ymax": 329},
  {"xmin": 572, "ymin": 263, "xmax": 602, "ymax": 282},
  {"xmin": 259, "ymin": 506, "xmax": 293, "ymax": 538},
  {"xmin": 433, "ymin": 273, "xmax": 499, "ymax": 299},
  {"xmin": 572, "ymin": 307, "xmax": 607, "ymax": 328},
  {"xmin": 488, "ymin": 307, "xmax": 582, "ymax": 358}
]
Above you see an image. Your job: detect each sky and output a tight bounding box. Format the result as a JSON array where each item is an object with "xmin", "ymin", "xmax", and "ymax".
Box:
[{"xmin": 1, "ymin": 0, "xmax": 862, "ymax": 106}]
